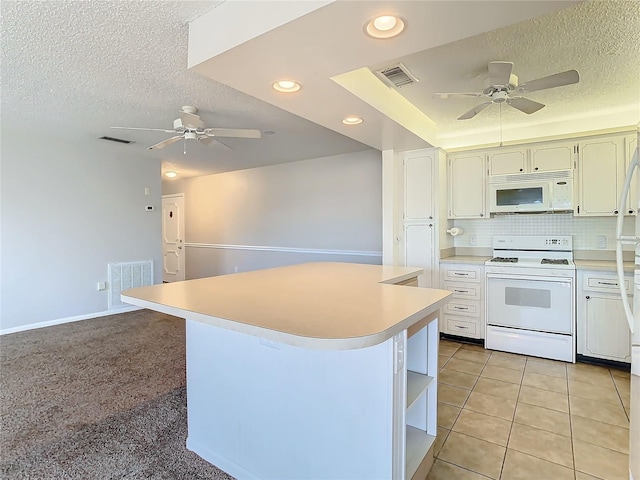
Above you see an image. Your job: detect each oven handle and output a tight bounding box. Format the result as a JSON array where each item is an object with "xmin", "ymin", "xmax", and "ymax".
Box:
[{"xmin": 486, "ymin": 273, "xmax": 574, "ymax": 283}]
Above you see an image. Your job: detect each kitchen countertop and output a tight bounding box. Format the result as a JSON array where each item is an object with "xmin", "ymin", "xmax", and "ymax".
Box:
[
  {"xmin": 575, "ymin": 259, "xmax": 635, "ymax": 273},
  {"xmin": 121, "ymin": 262, "xmax": 452, "ymax": 350},
  {"xmin": 440, "ymin": 255, "xmax": 492, "ymax": 264}
]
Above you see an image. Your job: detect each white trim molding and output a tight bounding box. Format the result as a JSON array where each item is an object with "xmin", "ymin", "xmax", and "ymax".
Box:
[
  {"xmin": 0, "ymin": 305, "xmax": 143, "ymax": 336},
  {"xmin": 186, "ymin": 243, "xmax": 382, "ymax": 258}
]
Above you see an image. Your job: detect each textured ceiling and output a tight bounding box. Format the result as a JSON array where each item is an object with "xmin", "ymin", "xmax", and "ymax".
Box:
[
  {"xmin": 2, "ymin": 1, "xmax": 639, "ymax": 181},
  {"xmin": 386, "ymin": 0, "xmax": 640, "ymax": 139},
  {"xmin": 0, "ymin": 1, "xmax": 371, "ymax": 179}
]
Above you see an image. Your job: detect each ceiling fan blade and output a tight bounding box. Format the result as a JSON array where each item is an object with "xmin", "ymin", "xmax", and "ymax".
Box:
[
  {"xmin": 147, "ymin": 135, "xmax": 183, "ymax": 150},
  {"xmin": 197, "ymin": 135, "xmax": 214, "ymax": 146},
  {"xmin": 203, "ymin": 128, "xmax": 262, "ymax": 139},
  {"xmin": 488, "ymin": 61, "xmax": 514, "ymax": 86},
  {"xmin": 517, "ymin": 69, "xmax": 579, "ymax": 93},
  {"xmin": 507, "ymin": 97, "xmax": 545, "ymax": 114},
  {"xmin": 111, "ymin": 126, "xmax": 176, "ymax": 133},
  {"xmin": 180, "ymin": 111, "xmax": 205, "ymax": 130},
  {"xmin": 457, "ymin": 101, "xmax": 493, "ymax": 120},
  {"xmin": 433, "ymin": 92, "xmax": 482, "ymax": 99}
]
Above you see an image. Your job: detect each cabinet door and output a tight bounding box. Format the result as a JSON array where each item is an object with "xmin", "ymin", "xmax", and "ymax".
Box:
[
  {"xmin": 488, "ymin": 148, "xmax": 527, "ymax": 175},
  {"xmin": 584, "ymin": 294, "xmax": 631, "ymax": 362},
  {"xmin": 576, "ymin": 136, "xmax": 625, "ymax": 216},
  {"xmin": 448, "ymin": 153, "xmax": 486, "ymax": 219},
  {"xmin": 530, "ymin": 141, "xmax": 575, "ymax": 172},
  {"xmin": 405, "ymin": 224, "xmax": 434, "ymax": 288},
  {"xmin": 626, "ymin": 134, "xmax": 638, "ymax": 215},
  {"xmin": 404, "ymin": 154, "xmax": 434, "ymax": 222}
]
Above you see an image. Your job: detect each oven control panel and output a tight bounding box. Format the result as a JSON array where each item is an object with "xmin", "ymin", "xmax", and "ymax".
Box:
[{"xmin": 545, "ymin": 237, "xmax": 570, "ymax": 247}]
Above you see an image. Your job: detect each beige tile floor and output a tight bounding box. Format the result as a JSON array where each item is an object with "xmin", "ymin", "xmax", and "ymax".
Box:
[{"xmin": 428, "ymin": 339, "xmax": 632, "ymax": 480}]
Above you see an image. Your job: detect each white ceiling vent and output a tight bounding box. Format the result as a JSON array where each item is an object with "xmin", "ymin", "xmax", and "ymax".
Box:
[{"xmin": 377, "ymin": 63, "xmax": 418, "ymax": 88}]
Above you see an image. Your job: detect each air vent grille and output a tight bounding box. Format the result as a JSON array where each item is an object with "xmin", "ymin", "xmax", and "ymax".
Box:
[
  {"xmin": 378, "ymin": 63, "xmax": 418, "ymax": 88},
  {"xmin": 100, "ymin": 136, "xmax": 133, "ymax": 144}
]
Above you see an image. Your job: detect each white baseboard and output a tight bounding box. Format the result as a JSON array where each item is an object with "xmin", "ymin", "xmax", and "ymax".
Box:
[{"xmin": 0, "ymin": 305, "xmax": 143, "ymax": 336}]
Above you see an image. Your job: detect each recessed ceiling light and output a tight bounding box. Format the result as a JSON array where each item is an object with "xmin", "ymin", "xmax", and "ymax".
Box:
[
  {"xmin": 342, "ymin": 116, "xmax": 363, "ymax": 125},
  {"xmin": 272, "ymin": 80, "xmax": 301, "ymax": 93},
  {"xmin": 165, "ymin": 171, "xmax": 177, "ymax": 178},
  {"xmin": 365, "ymin": 15, "xmax": 405, "ymax": 39}
]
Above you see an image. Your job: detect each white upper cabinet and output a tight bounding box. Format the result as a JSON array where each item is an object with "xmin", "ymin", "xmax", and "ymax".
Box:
[
  {"xmin": 575, "ymin": 135, "xmax": 626, "ymax": 216},
  {"xmin": 529, "ymin": 141, "xmax": 575, "ymax": 172},
  {"xmin": 447, "ymin": 152, "xmax": 486, "ymax": 219},
  {"xmin": 404, "ymin": 153, "xmax": 434, "ymax": 222},
  {"xmin": 487, "ymin": 147, "xmax": 527, "ymax": 175},
  {"xmin": 487, "ymin": 141, "xmax": 575, "ymax": 176},
  {"xmin": 626, "ymin": 133, "xmax": 638, "ymax": 215}
]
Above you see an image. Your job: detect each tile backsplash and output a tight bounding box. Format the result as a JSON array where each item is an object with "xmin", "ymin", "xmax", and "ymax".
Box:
[{"xmin": 452, "ymin": 213, "xmax": 635, "ymax": 251}]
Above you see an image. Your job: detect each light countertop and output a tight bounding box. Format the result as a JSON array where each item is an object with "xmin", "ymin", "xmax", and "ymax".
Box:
[
  {"xmin": 122, "ymin": 262, "xmax": 452, "ymax": 350},
  {"xmin": 440, "ymin": 255, "xmax": 492, "ymax": 265},
  {"xmin": 575, "ymin": 259, "xmax": 635, "ymax": 273}
]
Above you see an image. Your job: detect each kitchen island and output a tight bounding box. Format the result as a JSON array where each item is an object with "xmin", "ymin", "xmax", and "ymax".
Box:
[{"xmin": 122, "ymin": 262, "xmax": 452, "ymax": 480}]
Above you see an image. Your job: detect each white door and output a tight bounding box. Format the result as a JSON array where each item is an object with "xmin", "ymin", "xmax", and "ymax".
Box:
[{"xmin": 162, "ymin": 194, "xmax": 185, "ymax": 282}]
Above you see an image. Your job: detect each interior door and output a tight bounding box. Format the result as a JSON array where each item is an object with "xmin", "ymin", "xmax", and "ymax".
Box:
[{"xmin": 162, "ymin": 194, "xmax": 185, "ymax": 282}]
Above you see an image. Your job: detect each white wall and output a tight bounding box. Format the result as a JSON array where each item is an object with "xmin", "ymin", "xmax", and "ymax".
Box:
[
  {"xmin": 162, "ymin": 150, "xmax": 382, "ymax": 278},
  {"xmin": 0, "ymin": 128, "xmax": 162, "ymax": 333}
]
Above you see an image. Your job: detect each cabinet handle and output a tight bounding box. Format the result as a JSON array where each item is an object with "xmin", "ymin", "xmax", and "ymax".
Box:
[
  {"xmin": 597, "ymin": 281, "xmax": 618, "ymax": 286},
  {"xmin": 630, "ymin": 210, "xmax": 634, "ymax": 214},
  {"xmin": 614, "ymin": 210, "xmax": 619, "ymax": 214},
  {"xmin": 586, "ymin": 295, "xmax": 590, "ymax": 300},
  {"xmin": 534, "ymin": 167, "xmax": 539, "ymax": 171},
  {"xmin": 453, "ymin": 272, "xmax": 470, "ymax": 276},
  {"xmin": 454, "ymin": 306, "xmax": 470, "ymax": 311},
  {"xmin": 429, "ymin": 216, "xmax": 433, "ymax": 219},
  {"xmin": 454, "ymin": 289, "xmax": 470, "ymax": 293},
  {"xmin": 519, "ymin": 168, "xmax": 524, "ymax": 172},
  {"xmin": 480, "ymin": 213, "xmax": 484, "ymax": 217},
  {"xmin": 455, "ymin": 325, "xmax": 469, "ymax": 329}
]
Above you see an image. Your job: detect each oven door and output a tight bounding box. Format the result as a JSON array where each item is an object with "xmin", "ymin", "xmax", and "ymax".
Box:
[{"xmin": 486, "ymin": 273, "xmax": 574, "ymax": 334}]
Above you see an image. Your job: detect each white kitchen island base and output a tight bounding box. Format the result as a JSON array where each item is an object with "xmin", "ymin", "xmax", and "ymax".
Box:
[
  {"xmin": 121, "ymin": 263, "xmax": 449, "ymax": 480},
  {"xmin": 186, "ymin": 314, "xmax": 439, "ymax": 480}
]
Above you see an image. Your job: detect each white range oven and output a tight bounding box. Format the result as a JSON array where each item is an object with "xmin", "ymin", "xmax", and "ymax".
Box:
[{"xmin": 485, "ymin": 235, "xmax": 576, "ymax": 362}]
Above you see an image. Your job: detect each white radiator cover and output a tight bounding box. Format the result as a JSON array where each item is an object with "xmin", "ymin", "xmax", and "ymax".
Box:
[{"xmin": 108, "ymin": 261, "xmax": 153, "ymax": 309}]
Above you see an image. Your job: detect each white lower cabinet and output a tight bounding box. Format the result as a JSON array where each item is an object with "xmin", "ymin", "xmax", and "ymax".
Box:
[
  {"xmin": 439, "ymin": 262, "xmax": 485, "ymax": 339},
  {"xmin": 577, "ymin": 270, "xmax": 632, "ymax": 363}
]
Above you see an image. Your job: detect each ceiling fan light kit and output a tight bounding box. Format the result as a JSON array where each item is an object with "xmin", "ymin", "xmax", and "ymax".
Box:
[
  {"xmin": 111, "ymin": 106, "xmax": 262, "ymax": 152},
  {"xmin": 434, "ymin": 61, "xmax": 580, "ymax": 120}
]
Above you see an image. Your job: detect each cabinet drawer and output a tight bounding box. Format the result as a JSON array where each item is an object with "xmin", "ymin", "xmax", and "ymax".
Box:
[
  {"xmin": 444, "ymin": 299, "xmax": 480, "ymax": 317},
  {"xmin": 583, "ymin": 273, "xmax": 631, "ymax": 294},
  {"xmin": 442, "ymin": 281, "xmax": 481, "ymax": 300},
  {"xmin": 444, "ymin": 316, "xmax": 478, "ymax": 336},
  {"xmin": 443, "ymin": 266, "xmax": 481, "ymax": 282}
]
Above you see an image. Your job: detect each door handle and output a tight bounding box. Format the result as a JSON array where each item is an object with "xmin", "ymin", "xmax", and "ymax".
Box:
[{"xmin": 177, "ymin": 239, "xmax": 183, "ymax": 250}]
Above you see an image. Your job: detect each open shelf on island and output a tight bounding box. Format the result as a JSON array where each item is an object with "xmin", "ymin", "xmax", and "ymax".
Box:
[
  {"xmin": 406, "ymin": 371, "xmax": 434, "ymax": 409},
  {"xmin": 405, "ymin": 426, "xmax": 436, "ymax": 480}
]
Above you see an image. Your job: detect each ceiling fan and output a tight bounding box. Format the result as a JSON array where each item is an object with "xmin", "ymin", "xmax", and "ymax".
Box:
[
  {"xmin": 112, "ymin": 106, "xmax": 261, "ymax": 152},
  {"xmin": 434, "ymin": 61, "xmax": 580, "ymax": 120}
]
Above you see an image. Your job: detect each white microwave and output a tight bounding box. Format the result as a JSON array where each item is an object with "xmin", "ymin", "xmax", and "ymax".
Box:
[{"xmin": 489, "ymin": 170, "xmax": 573, "ymax": 214}]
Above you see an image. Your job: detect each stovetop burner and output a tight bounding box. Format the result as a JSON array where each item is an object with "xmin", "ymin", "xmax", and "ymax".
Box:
[
  {"xmin": 541, "ymin": 258, "xmax": 569, "ymax": 265},
  {"xmin": 489, "ymin": 257, "xmax": 518, "ymax": 263}
]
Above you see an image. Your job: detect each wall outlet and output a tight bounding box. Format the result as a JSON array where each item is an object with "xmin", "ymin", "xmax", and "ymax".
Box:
[
  {"xmin": 469, "ymin": 234, "xmax": 477, "ymax": 246},
  {"xmin": 596, "ymin": 235, "xmax": 607, "ymax": 249},
  {"xmin": 96, "ymin": 281, "xmax": 106, "ymax": 291}
]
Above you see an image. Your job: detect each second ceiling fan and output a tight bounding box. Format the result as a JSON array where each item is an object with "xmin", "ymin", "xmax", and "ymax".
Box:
[
  {"xmin": 112, "ymin": 106, "xmax": 262, "ymax": 152},
  {"xmin": 434, "ymin": 61, "xmax": 580, "ymax": 120}
]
